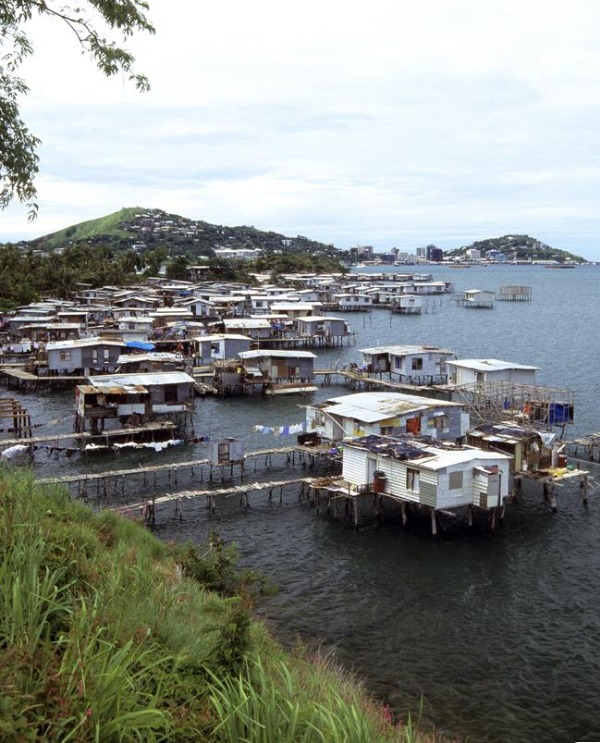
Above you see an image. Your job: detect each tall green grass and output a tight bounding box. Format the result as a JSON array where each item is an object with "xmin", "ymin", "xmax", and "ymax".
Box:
[{"xmin": 0, "ymin": 467, "xmax": 439, "ymax": 742}]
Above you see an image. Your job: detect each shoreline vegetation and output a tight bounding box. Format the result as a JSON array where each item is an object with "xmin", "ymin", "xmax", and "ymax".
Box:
[{"xmin": 0, "ymin": 466, "xmax": 441, "ymax": 742}]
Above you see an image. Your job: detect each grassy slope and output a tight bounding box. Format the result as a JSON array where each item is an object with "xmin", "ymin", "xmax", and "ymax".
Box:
[
  {"xmin": 0, "ymin": 467, "xmax": 437, "ymax": 742},
  {"xmin": 38, "ymin": 207, "xmax": 144, "ymax": 248}
]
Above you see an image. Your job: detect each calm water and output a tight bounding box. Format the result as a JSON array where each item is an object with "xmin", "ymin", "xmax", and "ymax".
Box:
[{"xmin": 12, "ymin": 264, "xmax": 600, "ymax": 743}]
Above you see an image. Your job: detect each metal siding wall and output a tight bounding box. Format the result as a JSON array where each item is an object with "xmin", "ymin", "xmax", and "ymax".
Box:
[
  {"xmin": 473, "ymin": 469, "xmax": 492, "ymax": 508},
  {"xmin": 419, "ymin": 480, "xmax": 437, "ymax": 508},
  {"xmin": 438, "ymin": 467, "xmax": 474, "ymax": 508},
  {"xmin": 342, "ymin": 448, "xmax": 368, "ymax": 485}
]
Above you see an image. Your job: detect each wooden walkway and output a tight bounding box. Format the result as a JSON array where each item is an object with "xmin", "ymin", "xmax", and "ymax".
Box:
[
  {"xmin": 314, "ymin": 369, "xmax": 452, "ymax": 399},
  {"xmin": 111, "ymin": 476, "xmax": 317, "ymax": 524},
  {"xmin": 0, "ymin": 367, "xmax": 87, "ymax": 389},
  {"xmin": 35, "ymin": 446, "xmax": 300, "ymax": 485}
]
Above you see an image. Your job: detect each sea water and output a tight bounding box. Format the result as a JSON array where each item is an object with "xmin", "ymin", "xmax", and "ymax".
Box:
[{"xmin": 12, "ymin": 263, "xmax": 600, "ymax": 743}]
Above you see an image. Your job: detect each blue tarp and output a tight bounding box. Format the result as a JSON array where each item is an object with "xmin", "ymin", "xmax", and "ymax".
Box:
[{"xmin": 125, "ymin": 340, "xmax": 155, "ymax": 351}]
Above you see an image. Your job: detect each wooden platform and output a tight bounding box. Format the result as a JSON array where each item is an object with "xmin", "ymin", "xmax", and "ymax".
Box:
[
  {"xmin": 0, "ymin": 367, "xmax": 87, "ymax": 389},
  {"xmin": 1, "ymin": 422, "xmax": 176, "ymax": 449}
]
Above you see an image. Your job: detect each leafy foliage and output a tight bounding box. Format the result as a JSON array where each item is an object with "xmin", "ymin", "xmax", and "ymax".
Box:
[
  {"xmin": 0, "ymin": 2, "xmax": 154, "ymax": 216},
  {"xmin": 0, "ymin": 242, "xmax": 144, "ymax": 306}
]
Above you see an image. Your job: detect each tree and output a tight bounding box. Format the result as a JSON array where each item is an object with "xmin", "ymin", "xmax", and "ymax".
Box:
[
  {"xmin": 0, "ymin": 1, "xmax": 155, "ymax": 218},
  {"xmin": 165, "ymin": 254, "xmax": 190, "ymax": 281}
]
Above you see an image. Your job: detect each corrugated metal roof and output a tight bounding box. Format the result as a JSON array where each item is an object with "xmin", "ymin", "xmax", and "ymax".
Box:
[
  {"xmin": 79, "ymin": 383, "xmax": 148, "ymax": 395},
  {"xmin": 223, "ymin": 319, "xmax": 271, "ymax": 328},
  {"xmin": 326, "ymin": 397, "xmax": 431, "ymax": 423},
  {"xmin": 347, "ymin": 435, "xmax": 511, "ymax": 469},
  {"xmin": 88, "ymin": 371, "xmax": 194, "ymax": 386},
  {"xmin": 323, "ymin": 392, "xmax": 461, "ymax": 420},
  {"xmin": 238, "ymin": 350, "xmax": 317, "ymax": 359},
  {"xmin": 446, "ymin": 358, "xmax": 539, "ymax": 371},
  {"xmin": 359, "ymin": 344, "xmax": 455, "ymax": 356},
  {"xmin": 117, "ymin": 352, "xmax": 180, "ymax": 363},
  {"xmin": 196, "ymin": 334, "xmax": 252, "ymax": 342},
  {"xmin": 46, "ymin": 338, "xmax": 126, "ymax": 350}
]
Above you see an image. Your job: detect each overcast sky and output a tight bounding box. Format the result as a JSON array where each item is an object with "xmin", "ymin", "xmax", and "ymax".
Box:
[{"xmin": 2, "ymin": 0, "xmax": 600, "ymax": 260}]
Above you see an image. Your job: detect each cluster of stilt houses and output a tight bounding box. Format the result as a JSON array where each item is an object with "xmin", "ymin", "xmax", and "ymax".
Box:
[{"xmin": 0, "ymin": 269, "xmax": 595, "ymax": 534}]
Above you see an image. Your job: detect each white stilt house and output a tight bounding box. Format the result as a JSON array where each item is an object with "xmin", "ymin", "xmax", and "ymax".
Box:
[{"xmin": 339, "ymin": 435, "xmax": 512, "ymax": 530}]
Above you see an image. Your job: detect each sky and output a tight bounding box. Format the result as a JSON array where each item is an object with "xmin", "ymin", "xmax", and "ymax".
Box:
[{"xmin": 2, "ymin": 0, "xmax": 600, "ymax": 260}]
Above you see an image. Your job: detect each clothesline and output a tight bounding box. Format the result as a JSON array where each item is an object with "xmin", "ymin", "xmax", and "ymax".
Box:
[{"xmin": 252, "ymin": 422, "xmax": 306, "ymax": 436}]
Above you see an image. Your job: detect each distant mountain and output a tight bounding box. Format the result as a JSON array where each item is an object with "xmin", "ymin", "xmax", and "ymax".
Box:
[
  {"xmin": 26, "ymin": 207, "xmax": 341, "ymax": 261},
  {"xmin": 445, "ymin": 234, "xmax": 589, "ymax": 263}
]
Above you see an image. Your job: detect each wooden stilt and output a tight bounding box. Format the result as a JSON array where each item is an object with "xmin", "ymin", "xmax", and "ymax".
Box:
[
  {"xmin": 581, "ymin": 475, "xmax": 589, "ymax": 507},
  {"xmin": 549, "ymin": 484, "xmax": 557, "ymax": 513},
  {"xmin": 430, "ymin": 509, "xmax": 437, "ymax": 536}
]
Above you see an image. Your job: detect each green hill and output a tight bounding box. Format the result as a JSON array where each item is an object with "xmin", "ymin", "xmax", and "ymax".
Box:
[
  {"xmin": 29, "ymin": 207, "xmax": 340, "ymax": 263},
  {"xmin": 445, "ymin": 234, "xmax": 588, "ymax": 263},
  {"xmin": 38, "ymin": 207, "xmax": 143, "ymax": 249}
]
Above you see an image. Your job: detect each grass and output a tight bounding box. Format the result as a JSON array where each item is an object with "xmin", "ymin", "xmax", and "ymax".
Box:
[
  {"xmin": 41, "ymin": 207, "xmax": 143, "ymax": 247},
  {"xmin": 0, "ymin": 466, "xmax": 441, "ymax": 742}
]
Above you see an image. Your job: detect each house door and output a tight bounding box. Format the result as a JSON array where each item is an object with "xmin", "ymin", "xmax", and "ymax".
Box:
[{"xmin": 487, "ymin": 473, "xmax": 501, "ymax": 507}]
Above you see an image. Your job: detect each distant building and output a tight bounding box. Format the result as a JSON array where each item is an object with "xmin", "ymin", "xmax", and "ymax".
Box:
[
  {"xmin": 213, "ymin": 248, "xmax": 261, "ymax": 261},
  {"xmin": 426, "ymin": 245, "xmax": 444, "ymax": 262},
  {"xmin": 350, "ymin": 245, "xmax": 374, "ymax": 262}
]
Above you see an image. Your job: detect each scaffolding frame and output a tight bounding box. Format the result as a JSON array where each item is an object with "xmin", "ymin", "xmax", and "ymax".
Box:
[{"xmin": 452, "ymin": 380, "xmax": 574, "ymax": 435}]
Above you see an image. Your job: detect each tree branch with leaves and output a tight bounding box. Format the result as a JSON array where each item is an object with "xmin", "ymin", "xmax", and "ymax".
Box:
[{"xmin": 0, "ymin": 0, "xmax": 154, "ymax": 218}]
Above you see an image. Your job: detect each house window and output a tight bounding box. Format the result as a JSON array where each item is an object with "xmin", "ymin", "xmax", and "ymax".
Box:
[
  {"xmin": 380, "ymin": 425, "xmax": 394, "ymax": 435},
  {"xmin": 103, "ymin": 349, "xmax": 110, "ymax": 364},
  {"xmin": 164, "ymin": 385, "xmax": 178, "ymax": 403},
  {"xmin": 411, "ymin": 357, "xmax": 423, "ymax": 371},
  {"xmin": 449, "ymin": 471, "xmax": 463, "ymax": 489},
  {"xmin": 406, "ymin": 468, "xmax": 420, "ymax": 492},
  {"xmin": 394, "ymin": 357, "xmax": 402, "ymax": 370},
  {"xmin": 92, "ymin": 349, "xmax": 98, "ymax": 364},
  {"xmin": 59, "ymin": 350, "xmax": 71, "ymax": 362}
]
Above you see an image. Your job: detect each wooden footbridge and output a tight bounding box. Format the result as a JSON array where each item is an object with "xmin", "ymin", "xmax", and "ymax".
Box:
[
  {"xmin": 35, "ymin": 444, "xmax": 337, "ymax": 500},
  {"xmin": 111, "ymin": 476, "xmax": 319, "ymax": 525}
]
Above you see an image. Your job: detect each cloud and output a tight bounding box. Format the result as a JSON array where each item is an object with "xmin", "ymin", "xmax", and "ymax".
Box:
[{"xmin": 2, "ymin": 0, "xmax": 600, "ymax": 259}]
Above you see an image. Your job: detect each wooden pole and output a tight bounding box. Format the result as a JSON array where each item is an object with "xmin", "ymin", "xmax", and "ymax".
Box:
[
  {"xmin": 581, "ymin": 475, "xmax": 589, "ymax": 507},
  {"xmin": 430, "ymin": 508, "xmax": 437, "ymax": 536}
]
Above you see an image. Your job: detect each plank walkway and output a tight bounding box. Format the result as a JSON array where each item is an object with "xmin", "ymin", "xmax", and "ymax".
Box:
[
  {"xmin": 314, "ymin": 369, "xmax": 450, "ymax": 398},
  {"xmin": 111, "ymin": 476, "xmax": 317, "ymax": 518},
  {"xmin": 0, "ymin": 365, "xmax": 87, "ymax": 387},
  {"xmin": 35, "ymin": 446, "xmax": 305, "ymax": 485}
]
